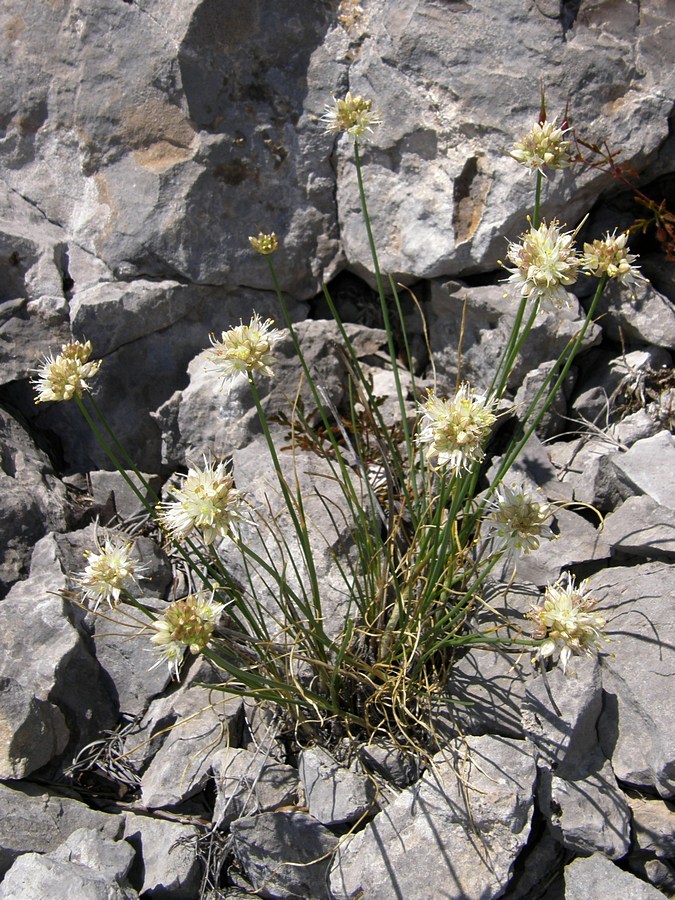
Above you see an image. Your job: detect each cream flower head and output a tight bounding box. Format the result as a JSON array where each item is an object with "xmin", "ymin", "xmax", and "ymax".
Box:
[
  {"xmin": 206, "ymin": 313, "xmax": 283, "ymax": 388},
  {"xmin": 77, "ymin": 536, "xmax": 147, "ymax": 610},
  {"xmin": 321, "ymin": 92, "xmax": 382, "ymax": 141},
  {"xmin": 32, "ymin": 339, "xmax": 101, "ymax": 403},
  {"xmin": 417, "ymin": 385, "xmax": 497, "ymax": 473},
  {"xmin": 528, "ymin": 574, "xmax": 608, "ymax": 673},
  {"xmin": 249, "ymin": 232, "xmax": 279, "ymax": 255},
  {"xmin": 504, "ymin": 219, "xmax": 580, "ymax": 311},
  {"xmin": 510, "ymin": 119, "xmax": 573, "ymax": 176},
  {"xmin": 486, "ymin": 483, "xmax": 555, "ymax": 555},
  {"xmin": 581, "ymin": 229, "xmax": 645, "ymax": 293},
  {"xmin": 157, "ymin": 457, "xmax": 244, "ymax": 545},
  {"xmin": 150, "ymin": 592, "xmax": 225, "ymax": 680}
]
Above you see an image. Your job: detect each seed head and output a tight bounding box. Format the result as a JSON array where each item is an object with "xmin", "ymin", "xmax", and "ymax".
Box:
[
  {"xmin": 417, "ymin": 385, "xmax": 497, "ymax": 473},
  {"xmin": 486, "ymin": 483, "xmax": 555, "ymax": 555},
  {"xmin": 206, "ymin": 313, "xmax": 283, "ymax": 387},
  {"xmin": 249, "ymin": 232, "xmax": 279, "ymax": 255},
  {"xmin": 581, "ymin": 229, "xmax": 645, "ymax": 294},
  {"xmin": 504, "ymin": 219, "xmax": 580, "ymax": 311},
  {"xmin": 150, "ymin": 592, "xmax": 225, "ymax": 680},
  {"xmin": 510, "ymin": 119, "xmax": 573, "ymax": 176},
  {"xmin": 157, "ymin": 457, "xmax": 244, "ymax": 545},
  {"xmin": 32, "ymin": 339, "xmax": 101, "ymax": 403},
  {"xmin": 321, "ymin": 92, "xmax": 382, "ymax": 141},
  {"xmin": 528, "ymin": 574, "xmax": 608, "ymax": 673},
  {"xmin": 77, "ymin": 536, "xmax": 147, "ymax": 610}
]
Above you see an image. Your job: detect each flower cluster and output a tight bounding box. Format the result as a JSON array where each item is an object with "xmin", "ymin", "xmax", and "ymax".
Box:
[
  {"xmin": 33, "ymin": 340, "xmax": 101, "ymax": 403},
  {"xmin": 486, "ymin": 483, "xmax": 555, "ymax": 555},
  {"xmin": 321, "ymin": 92, "xmax": 381, "ymax": 141},
  {"xmin": 505, "ymin": 219, "xmax": 580, "ymax": 310},
  {"xmin": 249, "ymin": 232, "xmax": 279, "ymax": 255},
  {"xmin": 528, "ymin": 574, "xmax": 608, "ymax": 673},
  {"xmin": 206, "ymin": 313, "xmax": 283, "ymax": 387},
  {"xmin": 77, "ymin": 536, "xmax": 147, "ymax": 610},
  {"xmin": 157, "ymin": 458, "xmax": 244, "ymax": 545},
  {"xmin": 581, "ymin": 229, "xmax": 644, "ymax": 290},
  {"xmin": 150, "ymin": 592, "xmax": 225, "ymax": 679},
  {"xmin": 510, "ymin": 119, "xmax": 573, "ymax": 176},
  {"xmin": 417, "ymin": 385, "xmax": 497, "ymax": 473}
]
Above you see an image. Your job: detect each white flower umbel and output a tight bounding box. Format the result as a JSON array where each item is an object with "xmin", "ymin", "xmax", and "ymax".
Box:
[
  {"xmin": 505, "ymin": 220, "xmax": 580, "ymax": 311},
  {"xmin": 157, "ymin": 457, "xmax": 244, "ymax": 545},
  {"xmin": 486, "ymin": 483, "xmax": 555, "ymax": 555},
  {"xmin": 33, "ymin": 339, "xmax": 101, "ymax": 403},
  {"xmin": 206, "ymin": 313, "xmax": 283, "ymax": 388},
  {"xmin": 528, "ymin": 574, "xmax": 607, "ymax": 673},
  {"xmin": 150, "ymin": 592, "xmax": 225, "ymax": 680},
  {"xmin": 581, "ymin": 229, "xmax": 645, "ymax": 293},
  {"xmin": 510, "ymin": 119, "xmax": 573, "ymax": 176},
  {"xmin": 417, "ymin": 385, "xmax": 497, "ymax": 473},
  {"xmin": 77, "ymin": 537, "xmax": 147, "ymax": 610},
  {"xmin": 321, "ymin": 92, "xmax": 382, "ymax": 141}
]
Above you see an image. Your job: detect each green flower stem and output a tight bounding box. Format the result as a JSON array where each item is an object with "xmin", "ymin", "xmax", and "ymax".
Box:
[
  {"xmin": 532, "ymin": 169, "xmax": 543, "ymax": 229},
  {"xmin": 246, "ymin": 373, "xmax": 330, "ymax": 671},
  {"xmin": 353, "ymin": 141, "xmax": 415, "ymax": 467},
  {"xmin": 493, "ymin": 273, "xmax": 607, "ymax": 489},
  {"xmin": 75, "ymin": 395, "xmax": 156, "ymax": 517},
  {"xmin": 87, "ymin": 393, "xmax": 158, "ymax": 502}
]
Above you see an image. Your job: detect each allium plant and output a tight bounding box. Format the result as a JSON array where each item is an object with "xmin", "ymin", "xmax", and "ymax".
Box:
[{"xmin": 35, "ymin": 90, "xmax": 629, "ymax": 754}]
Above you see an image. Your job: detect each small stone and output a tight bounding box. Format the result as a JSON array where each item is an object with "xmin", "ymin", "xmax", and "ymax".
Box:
[{"xmin": 299, "ymin": 745, "xmax": 376, "ymax": 826}]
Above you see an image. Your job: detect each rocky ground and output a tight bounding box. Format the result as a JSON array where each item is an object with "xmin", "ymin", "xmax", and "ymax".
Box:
[{"xmin": 1, "ymin": 1, "xmax": 674, "ymax": 898}]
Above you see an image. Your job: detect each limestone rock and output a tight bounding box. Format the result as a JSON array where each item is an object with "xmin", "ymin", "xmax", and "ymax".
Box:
[
  {"xmin": 603, "ymin": 495, "xmax": 675, "ymax": 561},
  {"xmin": 330, "ymin": 735, "xmax": 536, "ymax": 900},
  {"xmin": 231, "ymin": 810, "xmax": 338, "ymax": 900},
  {"xmin": 299, "ymin": 745, "xmax": 376, "ymax": 826},
  {"xmin": 212, "ymin": 747, "xmax": 299, "ymax": 828},
  {"xmin": 564, "ymin": 852, "xmax": 666, "ymax": 900},
  {"xmin": 0, "ymin": 406, "xmax": 67, "ymax": 596},
  {"xmin": 123, "ymin": 815, "xmax": 201, "ymax": 899},
  {"xmin": 0, "ymin": 676, "xmax": 69, "ymax": 779},
  {"xmin": 593, "ymin": 562, "xmax": 675, "ymax": 798},
  {"xmin": 0, "ymin": 782, "xmax": 123, "ymax": 878}
]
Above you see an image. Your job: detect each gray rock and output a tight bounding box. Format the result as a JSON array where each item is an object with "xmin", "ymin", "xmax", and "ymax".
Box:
[
  {"xmin": 438, "ymin": 581, "xmax": 540, "ymax": 740},
  {"xmin": 0, "ymin": 406, "xmax": 67, "ymax": 596},
  {"xmin": 29, "ymin": 284, "xmax": 302, "ymax": 473},
  {"xmin": 231, "ymin": 810, "xmax": 338, "ymax": 899},
  {"xmin": 87, "ymin": 470, "xmax": 163, "ymax": 524},
  {"xmin": 564, "ymin": 852, "xmax": 666, "ymax": 900},
  {"xmin": 330, "ymin": 735, "xmax": 536, "ymax": 900},
  {"xmin": 522, "ymin": 655, "xmax": 603, "ymax": 778},
  {"xmin": 603, "ymin": 495, "xmax": 675, "ymax": 561},
  {"xmin": 627, "ymin": 792, "xmax": 675, "ymax": 860},
  {"xmin": 52, "ymin": 827, "xmax": 136, "ymax": 883},
  {"xmin": 299, "ymin": 745, "xmax": 376, "ymax": 826},
  {"xmin": 0, "ymin": 534, "xmax": 117, "ymax": 751},
  {"xmin": 338, "ymin": 0, "xmax": 673, "ymax": 281},
  {"xmin": 0, "ymin": 849, "xmax": 138, "ymax": 900},
  {"xmin": 139, "ymin": 688, "xmax": 243, "ymax": 808},
  {"xmin": 428, "ymin": 281, "xmax": 600, "ymax": 394},
  {"xmin": 0, "ymin": 781, "xmax": 124, "ymax": 877},
  {"xmin": 541, "ymin": 750, "xmax": 632, "ymax": 859},
  {"xmin": 0, "ymin": 0, "xmax": 340, "ymax": 297},
  {"xmin": 609, "ymin": 430, "xmax": 675, "ymax": 510},
  {"xmin": 212, "ymin": 747, "xmax": 299, "ymax": 827},
  {"xmin": 492, "ymin": 505, "xmax": 611, "ymax": 587},
  {"xmin": 593, "ymin": 562, "xmax": 675, "ymax": 798},
  {"xmin": 358, "ymin": 741, "xmax": 421, "ymax": 789},
  {"xmin": 123, "ymin": 814, "xmax": 201, "ymax": 899},
  {"xmin": 592, "ymin": 276, "xmax": 675, "ymax": 351},
  {"xmin": 0, "ymin": 675, "xmax": 69, "ymax": 779}
]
